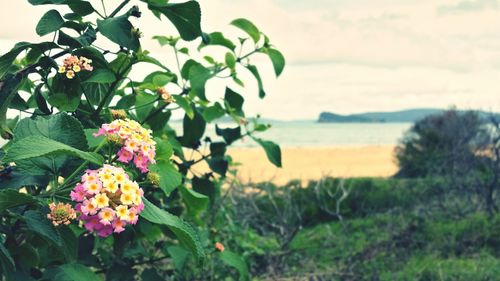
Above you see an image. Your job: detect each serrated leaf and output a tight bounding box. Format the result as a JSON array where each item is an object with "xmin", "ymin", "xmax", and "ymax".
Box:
[
  {"xmin": 149, "ymin": 161, "xmax": 182, "ymax": 195},
  {"xmin": 36, "ymin": 9, "xmax": 65, "ymax": 36},
  {"xmin": 5, "ymin": 136, "xmax": 103, "ymax": 166},
  {"xmin": 179, "ymin": 185, "xmax": 209, "ymax": 219},
  {"xmin": 219, "ymin": 251, "xmax": 250, "ymax": 281},
  {"xmin": 24, "ymin": 210, "xmax": 63, "ymax": 248},
  {"xmin": 0, "ymin": 189, "xmax": 37, "ymax": 213},
  {"xmin": 231, "ymin": 18, "xmax": 260, "ymax": 43},
  {"xmin": 0, "ymin": 242, "xmax": 15, "ymax": 278},
  {"xmin": 11, "ymin": 113, "xmax": 92, "ymax": 176},
  {"xmin": 44, "ymin": 263, "xmax": 100, "ymax": 281},
  {"xmin": 140, "ymin": 198, "xmax": 205, "ymax": 261}
]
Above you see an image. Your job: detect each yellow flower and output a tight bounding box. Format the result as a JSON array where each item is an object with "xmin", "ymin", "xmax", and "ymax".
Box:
[
  {"xmin": 72, "ymin": 64, "xmax": 81, "ymax": 72},
  {"xmin": 93, "ymin": 193, "xmax": 109, "ymax": 208},
  {"xmin": 58, "ymin": 66, "xmax": 66, "ymax": 73},
  {"xmin": 120, "ymin": 182, "xmax": 134, "ymax": 194},
  {"xmin": 66, "ymin": 70, "xmax": 75, "ymax": 79},
  {"xmin": 104, "ymin": 181, "xmax": 118, "ymax": 193},
  {"xmin": 120, "ymin": 193, "xmax": 135, "ymax": 205},
  {"xmin": 114, "ymin": 173, "xmax": 126, "ymax": 184},
  {"xmin": 100, "ymin": 172, "xmax": 113, "ymax": 182},
  {"xmin": 115, "ymin": 205, "xmax": 129, "ymax": 220}
]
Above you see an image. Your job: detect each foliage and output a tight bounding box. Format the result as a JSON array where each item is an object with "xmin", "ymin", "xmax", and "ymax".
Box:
[
  {"xmin": 207, "ymin": 177, "xmax": 500, "ymax": 280},
  {"xmin": 0, "ymin": 1, "xmax": 284, "ymax": 279}
]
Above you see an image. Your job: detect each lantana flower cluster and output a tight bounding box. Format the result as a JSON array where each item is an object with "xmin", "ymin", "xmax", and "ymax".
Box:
[
  {"xmin": 58, "ymin": 55, "xmax": 93, "ymax": 79},
  {"xmin": 71, "ymin": 165, "xmax": 144, "ymax": 237},
  {"xmin": 47, "ymin": 202, "xmax": 77, "ymax": 226},
  {"xmin": 95, "ymin": 119, "xmax": 156, "ymax": 173}
]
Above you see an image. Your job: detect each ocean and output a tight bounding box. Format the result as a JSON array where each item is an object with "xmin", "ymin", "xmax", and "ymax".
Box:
[
  {"xmin": 172, "ymin": 121, "xmax": 413, "ymax": 148},
  {"xmin": 0, "ymin": 121, "xmax": 413, "ymax": 148}
]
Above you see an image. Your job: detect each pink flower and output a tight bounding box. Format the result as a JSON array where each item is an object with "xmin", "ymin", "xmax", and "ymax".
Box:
[
  {"xmin": 94, "ymin": 119, "xmax": 156, "ymax": 173},
  {"xmin": 71, "ymin": 165, "xmax": 145, "ymax": 237},
  {"xmin": 70, "ymin": 183, "xmax": 86, "ymax": 202},
  {"xmin": 97, "ymin": 225, "xmax": 113, "ymax": 237},
  {"xmin": 112, "ymin": 219, "xmax": 126, "ymax": 233},
  {"xmin": 117, "ymin": 148, "xmax": 134, "ymax": 163}
]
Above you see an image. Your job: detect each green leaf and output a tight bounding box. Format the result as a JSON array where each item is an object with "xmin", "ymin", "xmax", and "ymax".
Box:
[
  {"xmin": 140, "ymin": 198, "xmax": 205, "ymax": 261},
  {"xmin": 44, "ymin": 263, "xmax": 100, "ymax": 281},
  {"xmin": 11, "ymin": 113, "xmax": 91, "ymax": 176},
  {"xmin": 181, "ymin": 108, "xmax": 206, "ymax": 148},
  {"xmin": 24, "ymin": 210, "xmax": 63, "ymax": 247},
  {"xmin": 154, "ymin": 139, "xmax": 174, "ymax": 162},
  {"xmin": 36, "ymin": 9, "xmax": 65, "ymax": 36},
  {"xmin": 67, "ymin": 1, "xmax": 95, "ymax": 17},
  {"xmin": 166, "ymin": 246, "xmax": 190, "ymax": 271},
  {"xmin": 210, "ymin": 142, "xmax": 227, "ymax": 157},
  {"xmin": 0, "ymin": 42, "xmax": 59, "ymax": 79},
  {"xmin": 58, "ymin": 26, "xmax": 97, "ymax": 48},
  {"xmin": 219, "ymin": 251, "xmax": 250, "ymax": 281},
  {"xmin": 0, "ymin": 74, "xmax": 23, "ymax": 138},
  {"xmin": 149, "ymin": 161, "xmax": 182, "ymax": 195},
  {"xmin": 264, "ymin": 48, "xmax": 285, "ymax": 77},
  {"xmin": 188, "ymin": 63, "xmax": 213, "ymax": 101},
  {"xmin": 224, "ymin": 87, "xmax": 244, "ymax": 116},
  {"xmin": 253, "ymin": 137, "xmax": 282, "ymax": 167},
  {"xmin": 192, "ymin": 176, "xmax": 218, "ymax": 205},
  {"xmin": 208, "ymin": 157, "xmax": 228, "ymax": 177},
  {"xmin": 0, "ymin": 242, "xmax": 15, "ymax": 278},
  {"xmin": 173, "ymin": 95, "xmax": 194, "ymax": 119},
  {"xmin": 34, "ymin": 84, "xmax": 51, "ymax": 115},
  {"xmin": 202, "ymin": 102, "xmax": 225, "ymax": 123},
  {"xmin": 0, "ymin": 189, "xmax": 36, "ymax": 213},
  {"xmin": 5, "ymin": 136, "xmax": 103, "ymax": 167},
  {"xmin": 97, "ymin": 14, "xmax": 140, "ymax": 51},
  {"xmin": 231, "ymin": 18, "xmax": 260, "ymax": 43},
  {"xmin": 225, "ymin": 52, "xmax": 236, "ymax": 69},
  {"xmin": 147, "ymin": 1, "xmax": 202, "ymax": 41},
  {"xmin": 216, "ymin": 125, "xmax": 241, "ymax": 145},
  {"xmin": 246, "ymin": 64, "xmax": 266, "ymax": 98},
  {"xmin": 83, "ymin": 69, "xmax": 116, "ymax": 83},
  {"xmin": 179, "ymin": 185, "xmax": 209, "ymax": 219},
  {"xmin": 200, "ymin": 32, "xmax": 235, "ymax": 51},
  {"xmin": 28, "ymin": 0, "xmax": 66, "ymax": 4}
]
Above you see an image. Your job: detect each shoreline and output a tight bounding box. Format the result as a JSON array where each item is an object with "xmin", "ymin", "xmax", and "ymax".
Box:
[{"xmin": 225, "ymin": 145, "xmax": 398, "ymax": 185}]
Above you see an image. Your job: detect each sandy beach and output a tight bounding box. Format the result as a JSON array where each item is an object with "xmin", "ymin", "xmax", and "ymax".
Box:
[{"xmin": 223, "ymin": 146, "xmax": 398, "ymax": 185}]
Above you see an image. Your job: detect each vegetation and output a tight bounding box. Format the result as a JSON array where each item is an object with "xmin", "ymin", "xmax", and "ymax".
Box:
[{"xmin": 0, "ymin": 0, "xmax": 285, "ymax": 280}]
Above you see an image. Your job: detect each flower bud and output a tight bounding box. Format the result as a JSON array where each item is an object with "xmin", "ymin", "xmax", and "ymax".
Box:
[{"xmin": 147, "ymin": 172, "xmax": 161, "ymax": 187}]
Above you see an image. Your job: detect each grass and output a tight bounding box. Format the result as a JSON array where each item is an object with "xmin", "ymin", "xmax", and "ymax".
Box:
[{"xmin": 225, "ymin": 177, "xmax": 500, "ymax": 280}]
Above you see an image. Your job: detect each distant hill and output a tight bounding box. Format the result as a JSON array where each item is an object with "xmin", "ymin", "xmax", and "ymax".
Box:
[{"xmin": 318, "ymin": 109, "xmax": 499, "ymax": 123}]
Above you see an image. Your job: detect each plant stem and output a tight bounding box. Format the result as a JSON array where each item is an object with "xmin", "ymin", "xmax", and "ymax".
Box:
[
  {"xmin": 109, "ymin": 0, "xmax": 130, "ymax": 18},
  {"xmin": 57, "ymin": 138, "xmax": 108, "ymax": 192}
]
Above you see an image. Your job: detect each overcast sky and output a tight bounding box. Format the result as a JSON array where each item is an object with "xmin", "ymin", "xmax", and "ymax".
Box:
[{"xmin": 2, "ymin": 0, "xmax": 500, "ymax": 120}]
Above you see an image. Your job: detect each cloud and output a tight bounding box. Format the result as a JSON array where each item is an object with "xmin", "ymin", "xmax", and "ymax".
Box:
[{"xmin": 438, "ymin": 0, "xmax": 498, "ymax": 14}]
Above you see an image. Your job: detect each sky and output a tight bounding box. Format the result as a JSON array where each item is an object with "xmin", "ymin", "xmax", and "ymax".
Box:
[{"xmin": 2, "ymin": 0, "xmax": 500, "ymax": 120}]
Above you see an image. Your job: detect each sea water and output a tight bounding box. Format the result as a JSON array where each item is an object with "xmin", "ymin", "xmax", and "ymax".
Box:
[{"xmin": 171, "ymin": 121, "xmax": 413, "ymax": 148}]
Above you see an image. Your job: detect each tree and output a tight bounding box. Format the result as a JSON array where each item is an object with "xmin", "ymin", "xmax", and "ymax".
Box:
[
  {"xmin": 395, "ymin": 109, "xmax": 500, "ymax": 214},
  {"xmin": 0, "ymin": 0, "xmax": 284, "ymax": 279}
]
